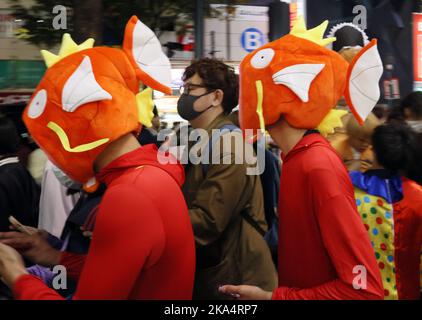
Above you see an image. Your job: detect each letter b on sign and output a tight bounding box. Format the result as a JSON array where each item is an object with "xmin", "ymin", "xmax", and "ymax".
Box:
[{"xmin": 241, "ymin": 28, "xmax": 264, "ymax": 52}]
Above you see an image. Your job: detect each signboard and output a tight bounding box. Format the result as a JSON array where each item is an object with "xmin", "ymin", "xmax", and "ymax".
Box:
[
  {"xmin": 227, "ymin": 5, "xmax": 269, "ymax": 22},
  {"xmin": 241, "ymin": 27, "xmax": 264, "ymax": 52},
  {"xmin": 204, "ymin": 5, "xmax": 269, "ymax": 61},
  {"xmin": 413, "ymin": 13, "xmax": 422, "ymax": 91}
]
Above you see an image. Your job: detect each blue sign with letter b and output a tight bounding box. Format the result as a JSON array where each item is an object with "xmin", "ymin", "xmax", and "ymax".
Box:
[{"xmin": 241, "ymin": 28, "xmax": 264, "ymax": 52}]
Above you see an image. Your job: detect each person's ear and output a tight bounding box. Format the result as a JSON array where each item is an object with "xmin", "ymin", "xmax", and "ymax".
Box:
[{"xmin": 212, "ymin": 89, "xmax": 224, "ymax": 106}]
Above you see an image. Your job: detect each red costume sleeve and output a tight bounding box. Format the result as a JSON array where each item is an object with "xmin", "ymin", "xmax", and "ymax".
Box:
[
  {"xmin": 59, "ymin": 251, "xmax": 86, "ymax": 282},
  {"xmin": 272, "ymin": 168, "xmax": 384, "ymax": 300},
  {"xmin": 14, "ymin": 185, "xmax": 165, "ymax": 300}
]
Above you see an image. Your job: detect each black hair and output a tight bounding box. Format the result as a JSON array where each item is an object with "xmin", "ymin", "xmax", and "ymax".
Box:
[
  {"xmin": 406, "ymin": 131, "xmax": 422, "ymax": 185},
  {"xmin": 183, "ymin": 58, "xmax": 239, "ymax": 114},
  {"xmin": 401, "ymin": 91, "xmax": 422, "ymax": 119},
  {"xmin": 333, "ymin": 25, "xmax": 365, "ymax": 52},
  {"xmin": 388, "ymin": 91, "xmax": 422, "ymax": 121},
  {"xmin": 0, "ymin": 113, "xmax": 20, "ymax": 155},
  {"xmin": 153, "ymin": 105, "xmax": 159, "ymax": 117},
  {"xmin": 372, "ymin": 121, "xmax": 417, "ymax": 174}
]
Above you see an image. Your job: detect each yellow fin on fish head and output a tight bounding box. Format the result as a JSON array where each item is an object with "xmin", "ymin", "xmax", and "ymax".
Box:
[
  {"xmin": 41, "ymin": 33, "xmax": 94, "ymax": 68},
  {"xmin": 136, "ymin": 87, "xmax": 154, "ymax": 128},
  {"xmin": 317, "ymin": 109, "xmax": 348, "ymax": 137}
]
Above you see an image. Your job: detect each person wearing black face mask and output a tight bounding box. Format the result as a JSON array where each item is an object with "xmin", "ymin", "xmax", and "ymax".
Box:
[
  {"xmin": 177, "ymin": 84, "xmax": 215, "ymax": 121},
  {"xmin": 177, "ymin": 58, "xmax": 277, "ymax": 300},
  {"xmin": 177, "ymin": 79, "xmax": 220, "ymax": 124}
]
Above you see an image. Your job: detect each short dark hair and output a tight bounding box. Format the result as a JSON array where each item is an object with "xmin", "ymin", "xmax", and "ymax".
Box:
[
  {"xmin": 407, "ymin": 131, "xmax": 422, "ymax": 185},
  {"xmin": 401, "ymin": 91, "xmax": 422, "ymax": 119},
  {"xmin": 182, "ymin": 58, "xmax": 239, "ymax": 114},
  {"xmin": 389, "ymin": 91, "xmax": 422, "ymax": 121},
  {"xmin": 372, "ymin": 121, "xmax": 416, "ymax": 173},
  {"xmin": 0, "ymin": 113, "xmax": 20, "ymax": 155}
]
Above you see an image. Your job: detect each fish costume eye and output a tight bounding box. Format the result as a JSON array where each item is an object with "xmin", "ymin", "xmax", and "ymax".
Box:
[
  {"xmin": 22, "ymin": 15, "xmax": 171, "ymax": 190},
  {"xmin": 239, "ymin": 17, "xmax": 383, "ymax": 138},
  {"xmin": 27, "ymin": 89, "xmax": 47, "ymax": 119},
  {"xmin": 251, "ymin": 48, "xmax": 275, "ymax": 69}
]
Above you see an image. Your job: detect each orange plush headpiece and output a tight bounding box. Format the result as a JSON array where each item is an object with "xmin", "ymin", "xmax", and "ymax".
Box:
[
  {"xmin": 23, "ymin": 16, "xmax": 171, "ymax": 188},
  {"xmin": 239, "ymin": 18, "xmax": 383, "ymax": 137}
]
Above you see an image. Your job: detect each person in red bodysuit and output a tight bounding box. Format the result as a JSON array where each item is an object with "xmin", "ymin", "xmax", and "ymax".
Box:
[
  {"xmin": 0, "ymin": 16, "xmax": 196, "ymax": 300},
  {"xmin": 219, "ymin": 18, "xmax": 385, "ymax": 300}
]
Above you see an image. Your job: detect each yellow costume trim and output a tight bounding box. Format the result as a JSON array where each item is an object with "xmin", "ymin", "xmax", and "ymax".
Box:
[
  {"xmin": 136, "ymin": 87, "xmax": 154, "ymax": 128},
  {"xmin": 255, "ymin": 80, "xmax": 265, "ymax": 134},
  {"xmin": 47, "ymin": 121, "xmax": 109, "ymax": 152},
  {"xmin": 290, "ymin": 17, "xmax": 336, "ymax": 47},
  {"xmin": 317, "ymin": 109, "xmax": 348, "ymax": 137},
  {"xmin": 41, "ymin": 33, "xmax": 95, "ymax": 68}
]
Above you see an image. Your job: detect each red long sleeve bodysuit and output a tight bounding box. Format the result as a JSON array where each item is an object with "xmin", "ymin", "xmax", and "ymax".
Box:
[
  {"xmin": 272, "ymin": 133, "xmax": 384, "ymax": 300},
  {"xmin": 13, "ymin": 145, "xmax": 196, "ymax": 300},
  {"xmin": 391, "ymin": 178, "xmax": 422, "ymax": 300}
]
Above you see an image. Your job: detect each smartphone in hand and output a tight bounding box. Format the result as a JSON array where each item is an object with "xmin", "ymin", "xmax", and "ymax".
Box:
[{"xmin": 8, "ymin": 216, "xmax": 36, "ymax": 235}]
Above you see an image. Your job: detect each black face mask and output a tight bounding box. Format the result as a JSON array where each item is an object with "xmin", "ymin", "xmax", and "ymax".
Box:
[{"xmin": 177, "ymin": 92, "xmax": 214, "ymax": 121}]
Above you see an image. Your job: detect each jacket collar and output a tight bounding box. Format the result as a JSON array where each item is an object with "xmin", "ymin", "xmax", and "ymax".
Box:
[
  {"xmin": 349, "ymin": 170, "xmax": 403, "ymax": 204},
  {"xmin": 203, "ymin": 112, "xmax": 232, "ymax": 134}
]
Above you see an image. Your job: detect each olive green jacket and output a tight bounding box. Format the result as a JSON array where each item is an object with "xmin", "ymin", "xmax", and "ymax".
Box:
[{"xmin": 183, "ymin": 113, "xmax": 278, "ymax": 299}]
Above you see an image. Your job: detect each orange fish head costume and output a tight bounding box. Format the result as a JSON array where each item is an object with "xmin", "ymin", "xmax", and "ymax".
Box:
[
  {"xmin": 22, "ymin": 16, "xmax": 171, "ymax": 190},
  {"xmin": 239, "ymin": 18, "xmax": 383, "ymax": 137}
]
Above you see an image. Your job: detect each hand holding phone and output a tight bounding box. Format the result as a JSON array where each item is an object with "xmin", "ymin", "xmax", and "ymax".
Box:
[{"xmin": 8, "ymin": 216, "xmax": 36, "ymax": 236}]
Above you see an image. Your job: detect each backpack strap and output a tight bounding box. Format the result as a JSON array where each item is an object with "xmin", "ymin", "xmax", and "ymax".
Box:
[{"xmin": 240, "ymin": 206, "xmax": 267, "ymax": 237}]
